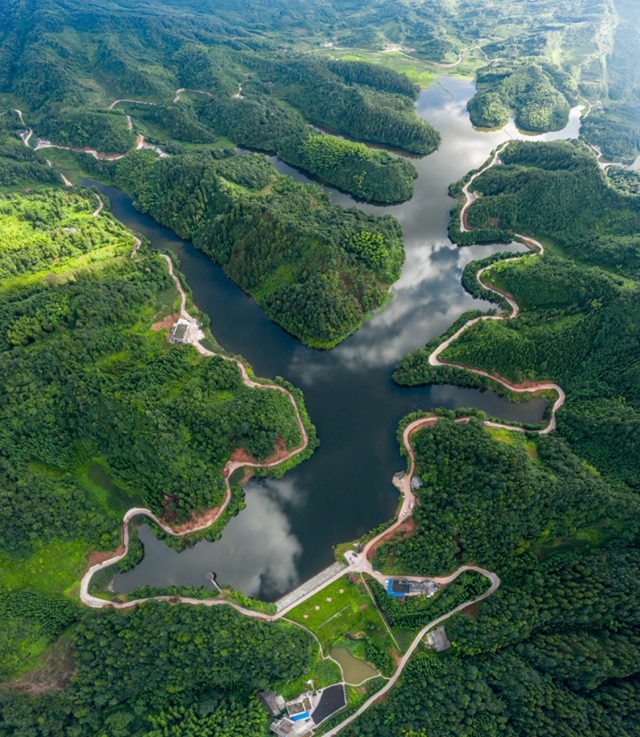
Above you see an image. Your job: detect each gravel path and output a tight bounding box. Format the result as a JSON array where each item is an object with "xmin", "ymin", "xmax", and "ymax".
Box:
[
  {"xmin": 80, "ymin": 248, "xmax": 310, "ymax": 609},
  {"xmin": 442, "ymin": 142, "xmax": 565, "ymax": 434}
]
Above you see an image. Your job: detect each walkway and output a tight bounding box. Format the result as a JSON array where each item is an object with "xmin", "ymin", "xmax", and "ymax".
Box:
[
  {"xmin": 445, "ymin": 142, "xmax": 565, "ymax": 434},
  {"xmin": 71, "ymin": 118, "xmax": 567, "ymax": 737},
  {"xmin": 80, "ymin": 246, "xmax": 310, "ymax": 609}
]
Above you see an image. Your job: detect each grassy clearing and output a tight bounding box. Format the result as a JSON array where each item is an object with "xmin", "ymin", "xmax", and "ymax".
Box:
[
  {"xmin": 0, "ymin": 617, "xmax": 51, "ymax": 680},
  {"xmin": 488, "ymin": 427, "xmax": 517, "ymax": 443},
  {"xmin": 287, "ymin": 575, "xmax": 379, "ymax": 635},
  {"xmin": 314, "ymin": 48, "xmax": 435, "ymax": 88},
  {"xmin": 80, "ymin": 462, "xmax": 145, "ymax": 515},
  {"xmin": 0, "ymin": 539, "xmax": 89, "ymax": 597},
  {"xmin": 288, "ymin": 574, "xmax": 398, "ymax": 678}
]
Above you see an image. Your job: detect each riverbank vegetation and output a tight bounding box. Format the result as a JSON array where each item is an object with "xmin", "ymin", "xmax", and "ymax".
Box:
[
  {"xmin": 468, "ymin": 61, "xmax": 576, "ymax": 132},
  {"xmin": 236, "ymin": 57, "xmax": 440, "ymax": 155},
  {"xmin": 402, "ymin": 140, "xmax": 640, "ymax": 490},
  {"xmin": 0, "ymin": 185, "xmax": 318, "ymax": 700},
  {"xmin": 277, "ymin": 131, "xmax": 418, "ymax": 203},
  {"xmin": 81, "ymin": 148, "xmax": 405, "ymax": 347},
  {"xmin": 345, "ymin": 418, "xmax": 640, "ymax": 736}
]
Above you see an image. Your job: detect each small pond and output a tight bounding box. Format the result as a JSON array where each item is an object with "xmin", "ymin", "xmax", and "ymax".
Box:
[{"xmin": 329, "ymin": 647, "xmax": 379, "ymax": 685}]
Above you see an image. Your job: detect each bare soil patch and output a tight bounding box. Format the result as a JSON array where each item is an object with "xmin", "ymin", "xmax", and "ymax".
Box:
[
  {"xmin": 231, "ymin": 437, "xmax": 289, "ymax": 465},
  {"xmin": 366, "ymin": 518, "xmax": 417, "ymax": 561},
  {"xmin": 460, "ymin": 601, "xmax": 480, "ymax": 616},
  {"xmin": 87, "ymin": 545, "xmax": 125, "ymax": 569},
  {"xmin": 5, "ymin": 638, "xmax": 75, "ymax": 694},
  {"xmin": 151, "ymin": 313, "xmax": 179, "ymax": 331},
  {"xmin": 165, "ymin": 505, "xmax": 223, "ymax": 535}
]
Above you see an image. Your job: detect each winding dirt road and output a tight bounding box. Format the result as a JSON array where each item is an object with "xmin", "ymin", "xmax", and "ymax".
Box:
[
  {"xmin": 445, "ymin": 142, "xmax": 565, "ymax": 433},
  {"xmin": 15, "ymin": 109, "xmax": 32, "ymax": 146},
  {"xmin": 109, "ymin": 99, "xmax": 157, "ymax": 110},
  {"xmin": 173, "ymin": 88, "xmax": 215, "ymax": 103},
  {"xmin": 80, "ymin": 247, "xmax": 310, "ymax": 608},
  {"xmin": 35, "ymin": 140, "xmax": 127, "ymax": 161},
  {"xmin": 92, "ymin": 193, "xmax": 103, "ymax": 217}
]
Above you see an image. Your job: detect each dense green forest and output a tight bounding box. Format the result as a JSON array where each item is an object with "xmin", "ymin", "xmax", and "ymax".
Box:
[
  {"xmin": 198, "ymin": 95, "xmax": 419, "ymax": 201},
  {"xmin": 0, "ymin": 188, "xmax": 309, "ymax": 518},
  {"xmin": 1, "ymin": 0, "xmax": 638, "ymax": 158},
  {"xmin": 85, "ymin": 148, "xmax": 405, "ymax": 347},
  {"xmin": 36, "ymin": 111, "xmax": 136, "ymax": 155},
  {"xmin": 376, "ymin": 418, "xmax": 640, "ymax": 576},
  {"xmin": 276, "ymin": 131, "xmax": 418, "ymax": 203},
  {"xmin": 1, "ymin": 0, "xmax": 640, "ymax": 735},
  {"xmin": 348, "ymin": 418, "xmax": 640, "ymax": 736},
  {"xmin": 0, "ymin": 113, "xmax": 60, "ymax": 187},
  {"xmin": 399, "ymin": 139, "xmax": 640, "ymax": 492},
  {"xmin": 0, "ymin": 186, "xmax": 318, "ymax": 720},
  {"xmin": 0, "ymin": 602, "xmax": 315, "ymax": 736},
  {"xmin": 468, "ymin": 61, "xmax": 576, "ymax": 132},
  {"xmin": 239, "ymin": 58, "xmax": 440, "ymax": 155},
  {"xmin": 131, "ymin": 103, "xmax": 217, "ymax": 145}
]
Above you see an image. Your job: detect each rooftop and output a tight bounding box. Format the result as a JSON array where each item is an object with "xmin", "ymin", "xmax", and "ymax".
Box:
[
  {"xmin": 427, "ymin": 625, "xmax": 452, "ymax": 652},
  {"xmin": 387, "ymin": 579, "xmax": 438, "ymax": 598}
]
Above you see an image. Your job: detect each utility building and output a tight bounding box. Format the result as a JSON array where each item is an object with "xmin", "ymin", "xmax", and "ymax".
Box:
[
  {"xmin": 387, "ymin": 579, "xmax": 438, "ymax": 598},
  {"xmin": 170, "ymin": 318, "xmax": 191, "ymax": 344},
  {"xmin": 427, "ymin": 625, "xmax": 452, "ymax": 652}
]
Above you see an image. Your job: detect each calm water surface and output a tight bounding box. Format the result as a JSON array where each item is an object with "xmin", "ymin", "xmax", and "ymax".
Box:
[{"xmin": 89, "ymin": 78, "xmax": 579, "ymax": 601}]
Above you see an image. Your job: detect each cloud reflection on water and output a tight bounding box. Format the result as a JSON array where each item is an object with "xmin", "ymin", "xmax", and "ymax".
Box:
[
  {"xmin": 112, "ymin": 77, "xmax": 578, "ymax": 603},
  {"xmin": 114, "ymin": 477, "xmax": 306, "ymax": 600}
]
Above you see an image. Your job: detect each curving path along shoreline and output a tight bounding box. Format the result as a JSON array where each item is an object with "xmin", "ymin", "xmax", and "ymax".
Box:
[
  {"xmin": 71, "ymin": 125, "xmax": 566, "ymax": 737},
  {"xmin": 80, "ymin": 245, "xmax": 310, "ymax": 609},
  {"xmin": 444, "ymin": 142, "xmax": 565, "ymax": 434},
  {"xmin": 76, "ymin": 145, "xmax": 566, "ymax": 730}
]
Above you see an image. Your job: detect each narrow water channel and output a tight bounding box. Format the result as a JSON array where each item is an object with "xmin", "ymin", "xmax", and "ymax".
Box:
[{"xmin": 89, "ymin": 77, "xmax": 580, "ymax": 601}]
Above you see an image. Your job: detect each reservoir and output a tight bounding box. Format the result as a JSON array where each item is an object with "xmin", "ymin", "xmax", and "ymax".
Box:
[{"xmin": 91, "ymin": 77, "xmax": 578, "ymax": 601}]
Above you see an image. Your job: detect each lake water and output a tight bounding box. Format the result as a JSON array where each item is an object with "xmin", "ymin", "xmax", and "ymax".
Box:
[{"xmin": 88, "ymin": 77, "xmax": 579, "ymax": 601}]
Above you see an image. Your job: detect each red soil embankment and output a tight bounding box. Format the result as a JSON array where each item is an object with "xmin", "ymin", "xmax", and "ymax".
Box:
[{"xmin": 366, "ymin": 518, "xmax": 417, "ymax": 561}]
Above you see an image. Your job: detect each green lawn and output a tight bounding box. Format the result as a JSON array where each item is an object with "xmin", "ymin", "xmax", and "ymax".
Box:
[
  {"xmin": 0, "ymin": 539, "xmax": 89, "ymax": 597},
  {"xmin": 287, "ymin": 575, "xmax": 397, "ymax": 665}
]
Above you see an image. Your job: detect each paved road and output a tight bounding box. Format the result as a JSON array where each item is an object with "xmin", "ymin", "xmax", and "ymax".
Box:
[
  {"xmin": 74, "ymin": 137, "xmax": 565, "ymax": 737},
  {"xmin": 14, "ymin": 109, "xmax": 32, "ymax": 146}
]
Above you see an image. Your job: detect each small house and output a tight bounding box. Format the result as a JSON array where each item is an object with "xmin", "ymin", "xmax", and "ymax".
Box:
[
  {"xmin": 258, "ymin": 690, "xmax": 284, "ymax": 717},
  {"xmin": 170, "ymin": 318, "xmax": 190, "ymax": 344},
  {"xmin": 427, "ymin": 625, "xmax": 452, "ymax": 652}
]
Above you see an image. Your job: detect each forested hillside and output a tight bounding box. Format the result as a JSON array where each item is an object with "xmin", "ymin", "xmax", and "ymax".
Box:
[
  {"xmin": 0, "ymin": 602, "xmax": 314, "ymax": 736},
  {"xmin": 397, "ymin": 140, "xmax": 640, "ymax": 493},
  {"xmin": 1, "ymin": 0, "xmax": 638, "ymax": 159},
  {"xmin": 240, "ymin": 58, "xmax": 440, "ymax": 155},
  {"xmin": 36, "ymin": 111, "xmax": 136, "ymax": 154},
  {"xmin": 468, "ymin": 61, "xmax": 576, "ymax": 132},
  {"xmin": 1, "ymin": 0, "xmax": 640, "ymax": 735},
  {"xmin": 350, "ymin": 417, "xmax": 640, "ymax": 735},
  {"xmin": 0, "ymin": 113, "xmax": 60, "ymax": 187},
  {"xmin": 276, "ymin": 131, "xmax": 418, "ymax": 203},
  {"xmin": 0, "ymin": 185, "xmax": 318, "ymax": 715},
  {"xmin": 83, "ymin": 148, "xmax": 405, "ymax": 347}
]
